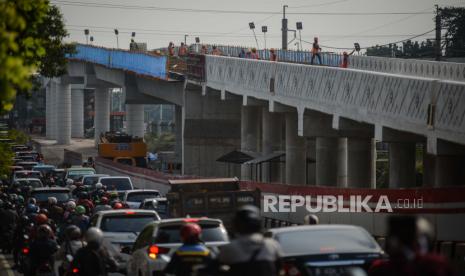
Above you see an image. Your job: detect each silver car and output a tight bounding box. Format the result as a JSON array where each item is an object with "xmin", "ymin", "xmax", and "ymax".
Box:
[{"xmin": 123, "ymin": 189, "xmax": 162, "ymax": 209}]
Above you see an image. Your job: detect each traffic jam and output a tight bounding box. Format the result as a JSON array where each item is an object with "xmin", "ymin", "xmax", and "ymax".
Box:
[{"xmin": 0, "ymin": 137, "xmax": 456, "ymax": 276}]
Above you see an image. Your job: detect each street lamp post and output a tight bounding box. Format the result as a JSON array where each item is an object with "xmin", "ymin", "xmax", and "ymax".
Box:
[
  {"xmin": 84, "ymin": 29, "xmax": 89, "ymax": 44},
  {"xmin": 184, "ymin": 34, "xmax": 189, "ymax": 45},
  {"xmin": 282, "ymin": 5, "xmax": 288, "ymax": 50},
  {"xmin": 262, "ymin": 26, "xmax": 268, "ymax": 51},
  {"xmin": 296, "ymin": 22, "xmax": 303, "ymax": 51},
  {"xmin": 90, "ymin": 36, "xmax": 94, "ymax": 45},
  {"xmin": 114, "ymin": 29, "xmax": 119, "ymax": 48},
  {"xmin": 249, "ymin": 22, "xmax": 260, "ymax": 49}
]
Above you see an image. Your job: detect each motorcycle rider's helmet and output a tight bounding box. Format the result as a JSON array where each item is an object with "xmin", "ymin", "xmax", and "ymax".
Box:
[
  {"xmin": 113, "ymin": 202, "xmax": 123, "ymax": 209},
  {"xmin": 180, "ymin": 223, "xmax": 202, "ymax": 243},
  {"xmin": 36, "ymin": 224, "xmax": 53, "ymax": 239},
  {"xmin": 48, "ymin": 197, "xmax": 57, "ymax": 205},
  {"xmin": 66, "ymin": 178, "xmax": 74, "ymax": 186},
  {"xmin": 233, "ymin": 204, "xmax": 262, "ymax": 234},
  {"xmin": 95, "ymin": 183, "xmax": 103, "ymax": 190},
  {"xmin": 65, "ymin": 225, "xmax": 82, "ymax": 240},
  {"xmin": 65, "ymin": 200, "xmax": 76, "ymax": 210},
  {"xmin": 35, "ymin": 213, "xmax": 48, "ymax": 225},
  {"xmin": 85, "ymin": 227, "xmax": 104, "ymax": 248},
  {"xmin": 26, "ymin": 203, "xmax": 39, "ymax": 214},
  {"xmin": 75, "ymin": 205, "xmax": 86, "ymax": 215},
  {"xmin": 100, "ymin": 196, "xmax": 109, "ymax": 205}
]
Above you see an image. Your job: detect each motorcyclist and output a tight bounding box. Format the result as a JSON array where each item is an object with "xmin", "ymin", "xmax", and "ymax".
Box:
[
  {"xmin": 28, "ymin": 224, "xmax": 59, "ymax": 275},
  {"xmin": 71, "ymin": 205, "xmax": 89, "ymax": 233},
  {"xmin": 0, "ymin": 200, "xmax": 18, "ymax": 253},
  {"xmin": 71, "ymin": 227, "xmax": 118, "ymax": 276},
  {"xmin": 48, "ymin": 196, "xmax": 64, "ymax": 223},
  {"xmin": 164, "ymin": 223, "xmax": 215, "ymax": 276},
  {"xmin": 56, "ymin": 225, "xmax": 85, "ymax": 275},
  {"xmin": 93, "ymin": 196, "xmax": 112, "ymax": 214},
  {"xmin": 77, "ymin": 191, "xmax": 94, "ymax": 214},
  {"xmin": 218, "ymin": 205, "xmax": 282, "ymax": 276},
  {"xmin": 63, "ymin": 200, "xmax": 76, "ymax": 222}
]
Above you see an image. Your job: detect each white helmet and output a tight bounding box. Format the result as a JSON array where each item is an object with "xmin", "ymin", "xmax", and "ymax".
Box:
[
  {"xmin": 85, "ymin": 227, "xmax": 104, "ymax": 245},
  {"xmin": 66, "ymin": 178, "xmax": 74, "ymax": 186},
  {"xmin": 66, "ymin": 200, "xmax": 76, "ymax": 210},
  {"xmin": 48, "ymin": 197, "xmax": 57, "ymax": 205},
  {"xmin": 95, "ymin": 182, "xmax": 103, "ymax": 190},
  {"xmin": 69, "ymin": 185, "xmax": 77, "ymax": 192}
]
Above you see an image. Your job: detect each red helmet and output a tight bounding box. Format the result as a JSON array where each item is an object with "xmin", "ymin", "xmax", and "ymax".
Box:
[
  {"xmin": 113, "ymin": 202, "xmax": 123, "ymax": 209},
  {"xmin": 180, "ymin": 223, "xmax": 202, "ymax": 242},
  {"xmin": 35, "ymin": 213, "xmax": 48, "ymax": 225},
  {"xmin": 100, "ymin": 197, "xmax": 109, "ymax": 204}
]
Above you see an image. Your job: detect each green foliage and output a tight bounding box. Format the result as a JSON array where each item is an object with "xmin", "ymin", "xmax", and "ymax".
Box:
[
  {"xmin": 366, "ymin": 40, "xmax": 435, "ymax": 58},
  {"xmin": 0, "ymin": 143, "xmax": 14, "ymax": 179},
  {"xmin": 8, "ymin": 129, "xmax": 29, "ymax": 145},
  {"xmin": 0, "ymin": 0, "xmax": 74, "ymax": 113},
  {"xmin": 145, "ymin": 132, "xmax": 175, "ymax": 152},
  {"xmin": 440, "ymin": 7, "xmax": 465, "ymax": 57}
]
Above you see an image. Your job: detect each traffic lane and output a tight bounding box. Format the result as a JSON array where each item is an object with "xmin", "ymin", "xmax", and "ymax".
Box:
[{"xmin": 0, "ymin": 254, "xmax": 18, "ymax": 276}]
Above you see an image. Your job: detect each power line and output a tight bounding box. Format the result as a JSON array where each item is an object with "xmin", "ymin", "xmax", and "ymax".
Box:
[
  {"xmin": 289, "ymin": 0, "xmax": 348, "ymax": 9},
  {"xmin": 51, "ymin": 1, "xmax": 433, "ymax": 15},
  {"xmin": 301, "ymin": 29, "xmax": 435, "ymax": 50}
]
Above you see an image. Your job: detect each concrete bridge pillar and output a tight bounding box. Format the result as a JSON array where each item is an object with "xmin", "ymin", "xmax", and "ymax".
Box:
[
  {"xmin": 56, "ymin": 83, "xmax": 72, "ymax": 145},
  {"xmin": 174, "ymin": 105, "xmax": 183, "ymax": 164},
  {"xmin": 71, "ymin": 89, "xmax": 84, "ymax": 138},
  {"xmin": 285, "ymin": 112, "xmax": 307, "ymax": 185},
  {"xmin": 316, "ymin": 137, "xmax": 339, "ymax": 186},
  {"xmin": 50, "ymin": 82, "xmax": 58, "ymax": 140},
  {"xmin": 126, "ymin": 104, "xmax": 145, "ymax": 139},
  {"xmin": 389, "ymin": 142, "xmax": 416, "ymax": 188},
  {"xmin": 94, "ymin": 88, "xmax": 111, "ymax": 146},
  {"xmin": 241, "ymin": 106, "xmax": 261, "ymax": 180},
  {"xmin": 347, "ymin": 138, "xmax": 376, "ymax": 188},
  {"xmin": 45, "ymin": 82, "xmax": 53, "ymax": 139},
  {"xmin": 262, "ymin": 108, "xmax": 283, "ymax": 183}
]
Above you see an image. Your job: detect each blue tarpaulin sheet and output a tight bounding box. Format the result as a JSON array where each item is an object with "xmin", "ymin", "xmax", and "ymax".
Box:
[{"xmin": 69, "ymin": 44, "xmax": 167, "ymax": 79}]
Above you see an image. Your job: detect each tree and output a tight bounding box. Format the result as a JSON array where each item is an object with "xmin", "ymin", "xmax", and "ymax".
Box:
[
  {"xmin": 440, "ymin": 7, "xmax": 465, "ymax": 57},
  {"xmin": 0, "ymin": 0, "xmax": 74, "ymax": 113}
]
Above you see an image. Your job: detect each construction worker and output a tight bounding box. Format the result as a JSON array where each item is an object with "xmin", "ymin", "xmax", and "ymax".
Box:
[
  {"xmin": 250, "ymin": 48, "xmax": 259, "ymax": 59},
  {"xmin": 164, "ymin": 223, "xmax": 214, "ymax": 276},
  {"xmin": 211, "ymin": 45, "xmax": 222, "ymax": 56},
  {"xmin": 201, "ymin": 45, "xmax": 208, "ymax": 55},
  {"xmin": 270, "ymin": 48, "xmax": 277, "ymax": 61},
  {"xmin": 340, "ymin": 49, "xmax": 356, "ymax": 68},
  {"xmin": 168, "ymin": 42, "xmax": 175, "ymax": 56},
  {"xmin": 310, "ymin": 37, "xmax": 322, "ymax": 65},
  {"xmin": 178, "ymin": 42, "xmax": 187, "ymax": 56}
]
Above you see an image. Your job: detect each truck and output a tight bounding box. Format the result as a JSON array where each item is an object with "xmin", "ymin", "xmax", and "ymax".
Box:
[
  {"xmin": 98, "ymin": 132, "xmax": 147, "ymax": 168},
  {"xmin": 166, "ymin": 177, "xmax": 260, "ymax": 229}
]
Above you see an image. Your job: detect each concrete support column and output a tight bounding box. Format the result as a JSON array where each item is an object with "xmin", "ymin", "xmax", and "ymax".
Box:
[
  {"xmin": 285, "ymin": 112, "xmax": 307, "ymax": 185},
  {"xmin": 126, "ymin": 104, "xmax": 145, "ymax": 138},
  {"xmin": 262, "ymin": 108, "xmax": 283, "ymax": 183},
  {"xmin": 337, "ymin": 138, "xmax": 348, "ymax": 187},
  {"xmin": 424, "ymin": 153, "xmax": 465, "ymax": 187},
  {"xmin": 71, "ymin": 89, "xmax": 84, "ymax": 138},
  {"xmin": 45, "ymin": 83, "xmax": 52, "ymax": 139},
  {"xmin": 94, "ymin": 88, "xmax": 111, "ymax": 146},
  {"xmin": 50, "ymin": 82, "xmax": 58, "ymax": 140},
  {"xmin": 174, "ymin": 105, "xmax": 183, "ymax": 163},
  {"xmin": 347, "ymin": 138, "xmax": 376, "ymax": 188},
  {"xmin": 389, "ymin": 142, "xmax": 416, "ymax": 188},
  {"xmin": 56, "ymin": 83, "xmax": 72, "ymax": 145},
  {"xmin": 316, "ymin": 137, "xmax": 339, "ymax": 186},
  {"xmin": 241, "ymin": 106, "xmax": 261, "ymax": 180}
]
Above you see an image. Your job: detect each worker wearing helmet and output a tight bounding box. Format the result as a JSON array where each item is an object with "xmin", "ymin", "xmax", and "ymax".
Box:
[
  {"xmin": 71, "ymin": 205, "xmax": 89, "ymax": 233},
  {"xmin": 340, "ymin": 49, "xmax": 356, "ymax": 68},
  {"xmin": 164, "ymin": 223, "xmax": 215, "ymax": 276},
  {"xmin": 218, "ymin": 205, "xmax": 283, "ymax": 276},
  {"xmin": 71, "ymin": 227, "xmax": 118, "ymax": 275}
]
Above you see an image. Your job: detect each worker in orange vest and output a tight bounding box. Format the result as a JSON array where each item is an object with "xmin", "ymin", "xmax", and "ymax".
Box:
[
  {"xmin": 310, "ymin": 37, "xmax": 322, "ymax": 65},
  {"xmin": 270, "ymin": 48, "xmax": 277, "ymax": 61},
  {"xmin": 168, "ymin": 42, "xmax": 175, "ymax": 56},
  {"xmin": 211, "ymin": 45, "xmax": 222, "ymax": 56},
  {"xmin": 250, "ymin": 48, "xmax": 259, "ymax": 59},
  {"xmin": 340, "ymin": 49, "xmax": 356, "ymax": 68},
  {"xmin": 178, "ymin": 42, "xmax": 187, "ymax": 56}
]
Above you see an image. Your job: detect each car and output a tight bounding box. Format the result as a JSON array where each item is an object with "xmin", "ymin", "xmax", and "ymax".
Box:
[
  {"xmin": 15, "ymin": 161, "xmax": 39, "ymax": 170},
  {"xmin": 12, "ymin": 145, "xmax": 30, "ymax": 152},
  {"xmin": 139, "ymin": 197, "xmax": 169, "ymax": 219},
  {"xmin": 9, "ymin": 166, "xmax": 24, "ymax": 173},
  {"xmin": 98, "ymin": 176, "xmax": 134, "ymax": 198},
  {"xmin": 80, "ymin": 174, "xmax": 109, "ymax": 190},
  {"xmin": 50, "ymin": 169, "xmax": 66, "ymax": 186},
  {"xmin": 11, "ymin": 170, "xmax": 42, "ymax": 183},
  {"xmin": 29, "ymin": 187, "xmax": 71, "ymax": 207},
  {"xmin": 17, "ymin": 155, "xmax": 36, "ymax": 162},
  {"xmin": 12, "ymin": 178, "xmax": 44, "ymax": 189},
  {"xmin": 90, "ymin": 209, "xmax": 161, "ymax": 272},
  {"xmin": 265, "ymin": 225, "xmax": 385, "ymax": 276},
  {"xmin": 123, "ymin": 189, "xmax": 162, "ymax": 209},
  {"xmin": 32, "ymin": 164, "xmax": 56, "ymax": 176},
  {"xmin": 127, "ymin": 217, "xmax": 229, "ymax": 276},
  {"xmin": 16, "ymin": 151, "xmax": 39, "ymax": 160},
  {"xmin": 65, "ymin": 167, "xmax": 96, "ymax": 183}
]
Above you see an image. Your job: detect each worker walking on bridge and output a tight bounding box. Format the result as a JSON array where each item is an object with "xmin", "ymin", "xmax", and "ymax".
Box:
[{"xmin": 310, "ymin": 37, "xmax": 322, "ymax": 65}]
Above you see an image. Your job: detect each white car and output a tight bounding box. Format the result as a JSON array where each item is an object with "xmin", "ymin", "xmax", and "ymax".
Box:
[
  {"xmin": 123, "ymin": 189, "xmax": 162, "ymax": 209},
  {"xmin": 80, "ymin": 174, "xmax": 109, "ymax": 190},
  {"xmin": 98, "ymin": 176, "xmax": 134, "ymax": 198},
  {"xmin": 12, "ymin": 178, "xmax": 43, "ymax": 189},
  {"xmin": 127, "ymin": 218, "xmax": 229, "ymax": 276},
  {"xmin": 11, "ymin": 170, "xmax": 42, "ymax": 183},
  {"xmin": 90, "ymin": 209, "xmax": 161, "ymax": 272}
]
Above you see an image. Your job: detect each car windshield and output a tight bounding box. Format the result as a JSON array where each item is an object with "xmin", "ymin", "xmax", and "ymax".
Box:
[
  {"xmin": 100, "ymin": 214, "xmax": 156, "ymax": 233},
  {"xmin": 67, "ymin": 170, "xmax": 95, "ymax": 180},
  {"xmin": 126, "ymin": 192, "xmax": 160, "ymax": 202},
  {"xmin": 30, "ymin": 191, "xmax": 70, "ymax": 203},
  {"xmin": 275, "ymin": 228, "xmax": 378, "ymax": 255},
  {"xmin": 83, "ymin": 176, "xmax": 100, "ymax": 187},
  {"xmin": 101, "ymin": 178, "xmax": 132, "ymax": 191},
  {"xmin": 155, "ymin": 223, "xmax": 228, "ymax": 244},
  {"xmin": 15, "ymin": 172, "xmax": 41, "ymax": 179},
  {"xmin": 16, "ymin": 180, "xmax": 43, "ymax": 188}
]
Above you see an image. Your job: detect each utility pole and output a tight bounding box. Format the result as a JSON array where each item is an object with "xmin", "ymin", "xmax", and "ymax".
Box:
[
  {"xmin": 435, "ymin": 5, "xmax": 441, "ymax": 61},
  {"xmin": 282, "ymin": 5, "xmax": 288, "ymax": 50},
  {"xmin": 184, "ymin": 34, "xmax": 188, "ymax": 45}
]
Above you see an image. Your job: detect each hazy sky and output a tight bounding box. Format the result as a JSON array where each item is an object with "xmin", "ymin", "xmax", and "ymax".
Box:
[{"xmin": 56, "ymin": 0, "xmax": 464, "ymax": 52}]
